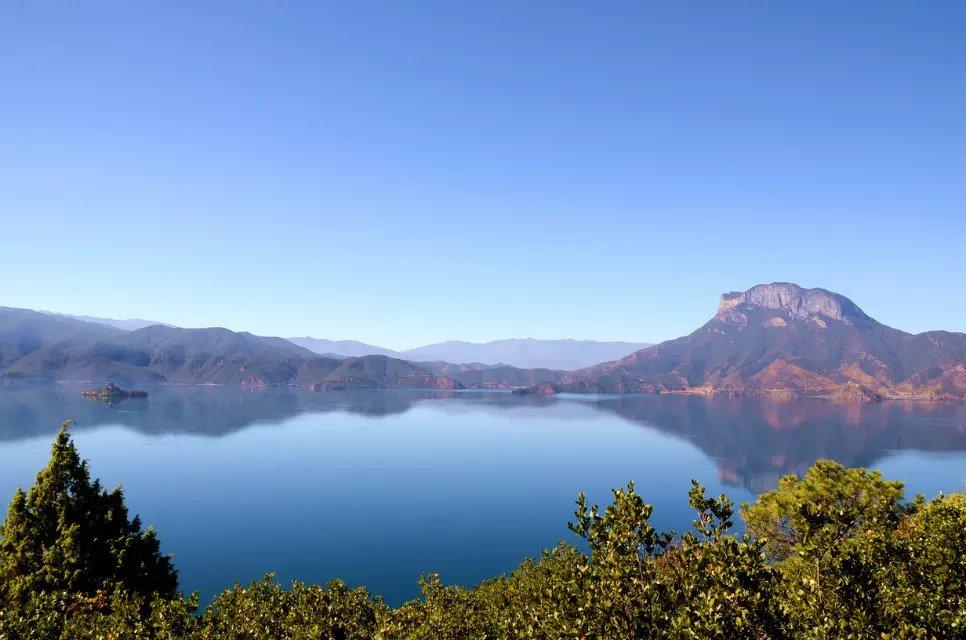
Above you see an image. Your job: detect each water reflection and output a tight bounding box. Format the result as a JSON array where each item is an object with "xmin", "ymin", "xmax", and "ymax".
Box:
[
  {"xmin": 0, "ymin": 383, "xmax": 963, "ymax": 493},
  {"xmin": 583, "ymin": 395, "xmax": 965, "ymax": 492},
  {"xmin": 0, "ymin": 382, "xmax": 963, "ymax": 604}
]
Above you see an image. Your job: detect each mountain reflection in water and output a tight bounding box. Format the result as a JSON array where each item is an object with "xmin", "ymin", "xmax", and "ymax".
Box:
[
  {"xmin": 0, "ymin": 383, "xmax": 962, "ymax": 494},
  {"xmin": 582, "ymin": 394, "xmax": 965, "ymax": 492}
]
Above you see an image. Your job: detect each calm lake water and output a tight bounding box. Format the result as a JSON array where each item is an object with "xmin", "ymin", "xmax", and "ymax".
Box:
[{"xmin": 0, "ymin": 383, "xmax": 963, "ymax": 605}]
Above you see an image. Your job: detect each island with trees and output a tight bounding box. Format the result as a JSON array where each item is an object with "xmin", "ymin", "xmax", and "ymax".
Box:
[{"xmin": 81, "ymin": 382, "xmax": 148, "ymax": 402}]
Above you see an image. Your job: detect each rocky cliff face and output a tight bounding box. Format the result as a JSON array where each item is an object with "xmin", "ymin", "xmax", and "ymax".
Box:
[
  {"xmin": 533, "ymin": 283, "xmax": 965, "ymax": 402},
  {"xmin": 716, "ymin": 283, "xmax": 871, "ymax": 325}
]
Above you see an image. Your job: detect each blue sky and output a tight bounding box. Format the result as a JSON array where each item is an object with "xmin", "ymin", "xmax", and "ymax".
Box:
[{"xmin": 1, "ymin": 1, "xmax": 963, "ymax": 349}]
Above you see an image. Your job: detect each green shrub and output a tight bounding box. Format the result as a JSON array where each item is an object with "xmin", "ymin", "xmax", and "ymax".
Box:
[{"xmin": 195, "ymin": 575, "xmax": 383, "ymax": 640}]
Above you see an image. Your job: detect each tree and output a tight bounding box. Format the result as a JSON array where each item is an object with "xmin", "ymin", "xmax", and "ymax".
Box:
[
  {"xmin": 567, "ymin": 482, "xmax": 673, "ymax": 638},
  {"xmin": 656, "ymin": 481, "xmax": 784, "ymax": 638},
  {"xmin": 0, "ymin": 421, "xmax": 178, "ymax": 607},
  {"xmin": 741, "ymin": 460, "xmax": 912, "ymax": 638},
  {"xmin": 881, "ymin": 492, "xmax": 966, "ymax": 637}
]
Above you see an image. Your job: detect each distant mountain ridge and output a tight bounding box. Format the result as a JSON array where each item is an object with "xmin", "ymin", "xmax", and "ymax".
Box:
[
  {"xmin": 24, "ymin": 312, "xmax": 649, "ymax": 370},
  {"xmin": 41, "ymin": 311, "xmax": 170, "ymax": 332},
  {"xmin": 290, "ymin": 337, "xmax": 651, "ymax": 370},
  {"xmin": 5, "ymin": 283, "xmax": 964, "ymax": 403},
  {"xmin": 0, "ymin": 306, "xmax": 644, "ymax": 387},
  {"xmin": 399, "ymin": 339, "xmax": 651, "ymax": 370},
  {"xmin": 523, "ymin": 283, "xmax": 965, "ymax": 401},
  {"xmin": 287, "ymin": 337, "xmax": 398, "ymax": 358}
]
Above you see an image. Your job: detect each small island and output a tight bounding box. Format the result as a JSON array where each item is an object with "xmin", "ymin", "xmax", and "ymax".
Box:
[{"xmin": 81, "ymin": 382, "xmax": 148, "ymax": 402}]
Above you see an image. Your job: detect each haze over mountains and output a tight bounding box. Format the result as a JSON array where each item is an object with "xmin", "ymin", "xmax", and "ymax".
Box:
[
  {"xmin": 287, "ymin": 338, "xmax": 399, "ymax": 359},
  {"xmin": 41, "ymin": 312, "xmax": 170, "ymax": 332},
  {"xmin": 65, "ymin": 319, "xmax": 648, "ymax": 370},
  {"xmin": 2, "ymin": 282, "xmax": 963, "ymax": 401},
  {"xmin": 289, "ymin": 337, "xmax": 652, "ymax": 370},
  {"xmin": 401, "ymin": 339, "xmax": 652, "ymax": 370}
]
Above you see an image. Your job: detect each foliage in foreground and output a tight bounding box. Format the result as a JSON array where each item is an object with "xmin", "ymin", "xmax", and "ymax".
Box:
[{"xmin": 0, "ymin": 423, "xmax": 963, "ymax": 639}]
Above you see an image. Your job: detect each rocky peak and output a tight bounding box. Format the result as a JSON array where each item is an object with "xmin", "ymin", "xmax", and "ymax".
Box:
[{"xmin": 717, "ymin": 283, "xmax": 869, "ymax": 325}]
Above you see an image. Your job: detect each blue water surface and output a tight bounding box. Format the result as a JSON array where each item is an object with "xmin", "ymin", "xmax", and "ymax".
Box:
[{"xmin": 0, "ymin": 384, "xmax": 962, "ymax": 605}]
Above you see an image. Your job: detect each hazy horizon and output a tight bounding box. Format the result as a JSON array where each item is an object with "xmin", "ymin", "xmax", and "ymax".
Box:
[
  {"xmin": 37, "ymin": 305, "xmax": 655, "ymax": 353},
  {"xmin": 3, "ymin": 2, "xmax": 963, "ymax": 346},
  {"xmin": 15, "ymin": 278, "xmax": 959, "ymax": 354}
]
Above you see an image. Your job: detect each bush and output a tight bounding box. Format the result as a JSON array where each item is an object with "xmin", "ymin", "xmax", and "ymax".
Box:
[{"xmin": 195, "ymin": 575, "xmax": 384, "ymax": 640}]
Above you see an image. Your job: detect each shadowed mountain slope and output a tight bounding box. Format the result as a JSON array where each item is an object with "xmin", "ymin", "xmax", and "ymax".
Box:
[
  {"xmin": 3, "ymin": 324, "xmax": 317, "ymax": 385},
  {"xmin": 418, "ymin": 361, "xmax": 565, "ymax": 389},
  {"xmin": 0, "ymin": 307, "xmax": 123, "ymax": 369},
  {"xmin": 309, "ymin": 355, "xmax": 461, "ymax": 391},
  {"xmin": 0, "ymin": 316, "xmax": 457, "ymax": 390}
]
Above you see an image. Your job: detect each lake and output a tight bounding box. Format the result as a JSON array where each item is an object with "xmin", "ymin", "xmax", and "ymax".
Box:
[{"xmin": 0, "ymin": 383, "xmax": 963, "ymax": 605}]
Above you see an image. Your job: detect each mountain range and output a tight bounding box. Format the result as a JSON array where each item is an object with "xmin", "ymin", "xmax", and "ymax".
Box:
[
  {"xmin": 2, "ymin": 282, "xmax": 963, "ymax": 401},
  {"xmin": 524, "ymin": 283, "xmax": 965, "ymax": 401},
  {"xmin": 0, "ymin": 307, "xmax": 457, "ymax": 390},
  {"xmin": 287, "ymin": 337, "xmax": 651, "ymax": 370}
]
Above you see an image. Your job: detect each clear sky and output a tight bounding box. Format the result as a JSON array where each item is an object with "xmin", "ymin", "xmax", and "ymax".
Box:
[{"xmin": 1, "ymin": 1, "xmax": 963, "ymax": 349}]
